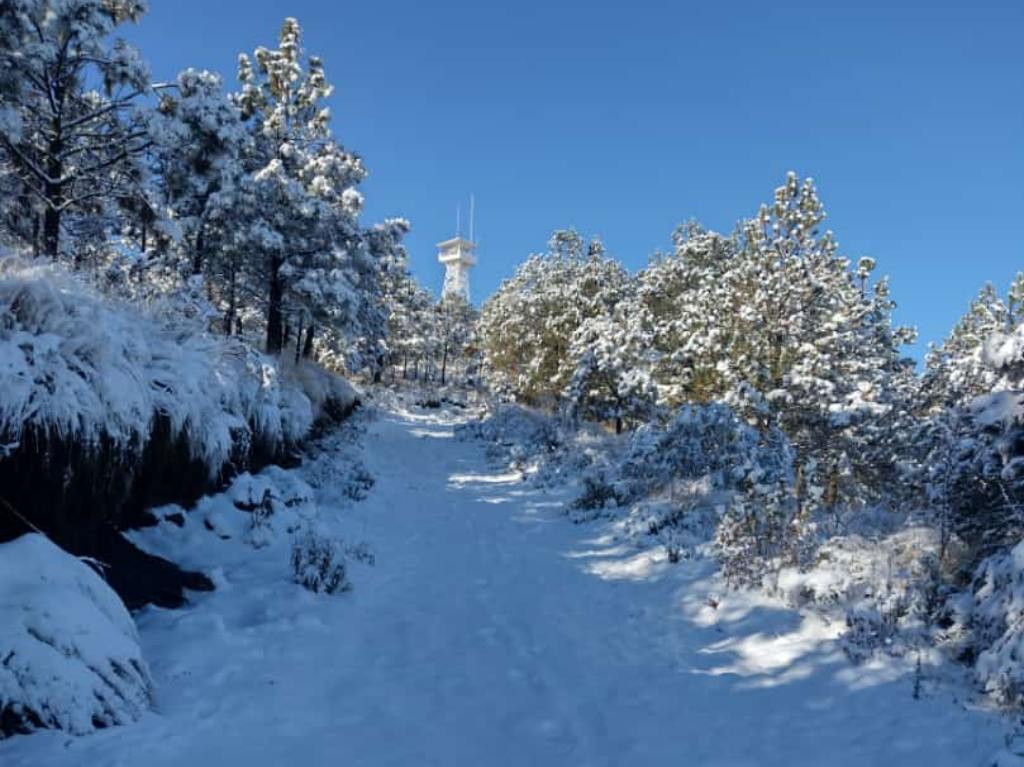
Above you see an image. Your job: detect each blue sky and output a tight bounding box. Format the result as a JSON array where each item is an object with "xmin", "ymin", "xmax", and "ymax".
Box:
[{"xmin": 126, "ymin": 0, "xmax": 1023, "ymax": 358}]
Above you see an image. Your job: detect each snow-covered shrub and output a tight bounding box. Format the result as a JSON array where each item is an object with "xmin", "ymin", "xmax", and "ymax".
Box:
[
  {"xmin": 290, "ymin": 532, "xmax": 351, "ymax": 595},
  {"xmin": 339, "ymin": 462, "xmax": 375, "ymax": 501},
  {"xmin": 570, "ymin": 403, "xmax": 798, "ymax": 581},
  {"xmin": 955, "ymin": 541, "xmax": 1024, "ymax": 707},
  {"xmin": 201, "ymin": 468, "xmax": 318, "ymax": 547},
  {"xmin": 571, "ymin": 463, "xmax": 626, "ymax": 515},
  {"xmin": 458, "ymin": 404, "xmax": 560, "ymax": 454},
  {"xmin": 0, "ymin": 535, "xmax": 152, "ymax": 737},
  {"xmin": 767, "ymin": 528, "xmax": 944, "ymax": 662},
  {"xmin": 613, "ymin": 404, "xmax": 782, "ymax": 501},
  {"xmin": 621, "ymin": 490, "xmax": 720, "ymax": 563},
  {"xmin": 459, "ymin": 403, "xmax": 609, "ymax": 491},
  {"xmin": 0, "ymin": 256, "xmax": 355, "ymax": 472}
]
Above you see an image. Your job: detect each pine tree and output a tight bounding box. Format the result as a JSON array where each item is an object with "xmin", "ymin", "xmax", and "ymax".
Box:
[
  {"xmin": 149, "ymin": 69, "xmax": 247, "ymax": 279},
  {"xmin": 923, "ymin": 283, "xmax": 1011, "ymax": 410},
  {"xmin": 480, "ymin": 229, "xmax": 629, "ymax": 407},
  {"xmin": 0, "ymin": 0, "xmax": 151, "ymax": 261},
  {"xmin": 565, "ymin": 312, "xmax": 657, "ymax": 433},
  {"xmin": 234, "ymin": 17, "xmax": 367, "ymax": 355}
]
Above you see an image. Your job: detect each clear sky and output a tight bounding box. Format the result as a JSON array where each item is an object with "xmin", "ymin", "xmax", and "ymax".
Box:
[{"xmin": 125, "ymin": 0, "xmax": 1024, "ymax": 358}]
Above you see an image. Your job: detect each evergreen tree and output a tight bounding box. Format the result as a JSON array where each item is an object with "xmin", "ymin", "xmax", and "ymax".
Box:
[
  {"xmin": 564, "ymin": 312, "xmax": 658, "ymax": 433},
  {"xmin": 480, "ymin": 229, "xmax": 629, "ymax": 407},
  {"xmin": 234, "ymin": 17, "xmax": 367, "ymax": 355},
  {"xmin": 923, "ymin": 283, "xmax": 1011, "ymax": 410},
  {"xmin": 0, "ymin": 0, "xmax": 150, "ymax": 260},
  {"xmin": 149, "ymin": 68, "xmax": 247, "ymax": 279}
]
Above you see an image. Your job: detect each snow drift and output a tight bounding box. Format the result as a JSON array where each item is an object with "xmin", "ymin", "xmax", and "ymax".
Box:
[{"xmin": 0, "ymin": 534, "xmax": 152, "ymax": 737}]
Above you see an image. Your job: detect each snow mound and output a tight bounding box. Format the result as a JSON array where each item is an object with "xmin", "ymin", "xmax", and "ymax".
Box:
[
  {"xmin": 185, "ymin": 469, "xmax": 318, "ymax": 549},
  {"xmin": 0, "ymin": 534, "xmax": 152, "ymax": 737}
]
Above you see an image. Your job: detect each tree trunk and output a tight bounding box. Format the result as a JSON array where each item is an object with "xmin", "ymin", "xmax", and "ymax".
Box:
[
  {"xmin": 302, "ymin": 324, "xmax": 315, "ymax": 359},
  {"xmin": 192, "ymin": 227, "xmax": 205, "ymax": 276},
  {"xmin": 43, "ymin": 136, "xmax": 63, "ymax": 260},
  {"xmin": 441, "ymin": 342, "xmax": 450, "ymax": 386},
  {"xmin": 43, "ymin": 206, "xmax": 61, "ymax": 260},
  {"xmin": 294, "ymin": 316, "xmax": 304, "ymax": 365},
  {"xmin": 224, "ymin": 256, "xmax": 237, "ymax": 335},
  {"xmin": 265, "ymin": 254, "xmax": 284, "ymax": 354},
  {"xmin": 32, "ymin": 213, "xmax": 41, "ymax": 257}
]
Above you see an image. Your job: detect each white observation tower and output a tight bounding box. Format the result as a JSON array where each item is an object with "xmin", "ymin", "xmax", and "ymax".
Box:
[{"xmin": 437, "ymin": 237, "xmax": 476, "ymax": 303}]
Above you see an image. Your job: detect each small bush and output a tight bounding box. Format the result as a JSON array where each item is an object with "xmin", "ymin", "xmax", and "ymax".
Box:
[
  {"xmin": 291, "ymin": 533, "xmax": 350, "ymax": 595},
  {"xmin": 342, "ymin": 462, "xmax": 375, "ymax": 501},
  {"xmin": 572, "ymin": 469, "xmax": 624, "ymax": 512}
]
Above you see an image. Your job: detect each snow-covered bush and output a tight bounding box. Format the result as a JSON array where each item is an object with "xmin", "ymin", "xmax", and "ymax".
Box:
[
  {"xmin": 291, "ymin": 532, "xmax": 351, "ymax": 595},
  {"xmin": 614, "ymin": 405, "xmax": 770, "ymax": 499},
  {"xmin": 620, "ymin": 490, "xmax": 721, "ymax": 563},
  {"xmin": 954, "ymin": 541, "xmax": 1024, "ymax": 707},
  {"xmin": 767, "ymin": 528, "xmax": 944, "ymax": 662},
  {"xmin": 299, "ymin": 416, "xmax": 376, "ymax": 502},
  {"xmin": 617, "ymin": 405, "xmax": 797, "ymax": 584},
  {"xmin": 0, "ymin": 534, "xmax": 152, "ymax": 737},
  {"xmin": 186, "ymin": 467, "xmax": 319, "ymax": 548},
  {"xmin": 457, "ymin": 404, "xmax": 566, "ymax": 471},
  {"xmin": 567, "ymin": 403, "xmax": 798, "ymax": 581}
]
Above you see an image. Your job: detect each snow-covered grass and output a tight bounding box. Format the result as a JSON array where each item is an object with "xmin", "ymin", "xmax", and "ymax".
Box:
[
  {"xmin": 0, "ymin": 534, "xmax": 152, "ymax": 737},
  {"xmin": 0, "ymin": 256, "xmax": 357, "ymax": 474}
]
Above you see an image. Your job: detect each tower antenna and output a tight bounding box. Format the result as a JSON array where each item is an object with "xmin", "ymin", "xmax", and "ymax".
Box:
[
  {"xmin": 469, "ymin": 194, "xmax": 475, "ymax": 243},
  {"xmin": 456, "ymin": 204, "xmax": 461, "ymax": 237}
]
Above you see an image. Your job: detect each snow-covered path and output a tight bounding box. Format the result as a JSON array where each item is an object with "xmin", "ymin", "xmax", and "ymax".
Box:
[{"xmin": 2, "ymin": 408, "xmax": 1010, "ymax": 766}]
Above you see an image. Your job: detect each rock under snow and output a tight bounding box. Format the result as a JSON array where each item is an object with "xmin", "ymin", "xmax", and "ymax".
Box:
[{"xmin": 0, "ymin": 535, "xmax": 152, "ymax": 738}]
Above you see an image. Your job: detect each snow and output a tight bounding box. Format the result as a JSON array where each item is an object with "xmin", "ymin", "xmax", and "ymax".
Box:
[
  {"xmin": 0, "ymin": 535, "xmax": 152, "ymax": 736},
  {"xmin": 0, "ymin": 404, "xmax": 1015, "ymax": 764}
]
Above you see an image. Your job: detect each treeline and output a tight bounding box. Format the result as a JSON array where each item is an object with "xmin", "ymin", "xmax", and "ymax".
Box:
[{"xmin": 377, "ymin": 226, "xmax": 480, "ymax": 387}]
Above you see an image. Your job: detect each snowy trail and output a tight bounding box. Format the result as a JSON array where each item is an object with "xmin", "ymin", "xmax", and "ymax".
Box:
[{"xmin": 1, "ymin": 407, "xmax": 1009, "ymax": 766}]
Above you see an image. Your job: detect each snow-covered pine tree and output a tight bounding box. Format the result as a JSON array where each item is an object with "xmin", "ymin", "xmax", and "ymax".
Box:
[
  {"xmin": 234, "ymin": 17, "xmax": 369, "ymax": 356},
  {"xmin": 914, "ymin": 288, "xmax": 1024, "ymax": 569},
  {"xmin": 479, "ymin": 229, "xmax": 629, "ymax": 407},
  {"xmin": 149, "ymin": 69, "xmax": 247, "ymax": 279},
  {"xmin": 631, "ymin": 176, "xmax": 915, "ymax": 527},
  {"xmin": 0, "ymin": 0, "xmax": 151, "ymax": 261},
  {"xmin": 922, "ymin": 283, "xmax": 1011, "ymax": 411},
  {"xmin": 628, "ymin": 223, "xmax": 738, "ymax": 405},
  {"xmin": 564, "ymin": 311, "xmax": 658, "ymax": 433},
  {"xmin": 436, "ymin": 294, "xmax": 478, "ymax": 387}
]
